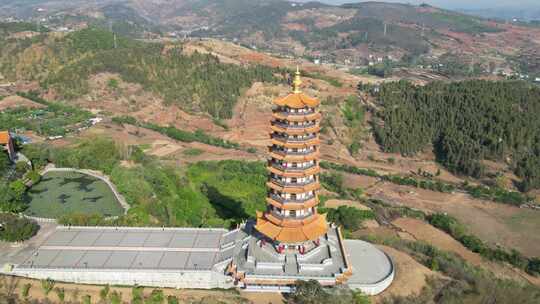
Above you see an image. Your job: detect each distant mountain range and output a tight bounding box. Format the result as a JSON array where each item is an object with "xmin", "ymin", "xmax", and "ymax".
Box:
[
  {"xmin": 0, "ymin": 0, "xmax": 537, "ymax": 65},
  {"xmin": 458, "ymin": 8, "xmax": 540, "ymax": 22}
]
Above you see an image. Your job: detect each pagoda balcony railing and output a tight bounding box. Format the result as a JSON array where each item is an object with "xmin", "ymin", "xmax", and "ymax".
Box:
[
  {"xmin": 269, "ymin": 210, "xmax": 315, "ymax": 221},
  {"xmin": 271, "ymin": 134, "xmax": 317, "ymax": 142},
  {"xmin": 270, "ymin": 178, "xmax": 316, "ymax": 187},
  {"xmin": 270, "ymin": 162, "xmax": 317, "ymax": 171},
  {"xmin": 269, "ymin": 194, "xmax": 316, "ymax": 204},
  {"xmin": 271, "ymin": 121, "xmax": 317, "ymax": 129},
  {"xmin": 273, "ymin": 109, "xmax": 316, "ymax": 116},
  {"xmin": 270, "ymin": 149, "xmax": 316, "ymax": 156}
]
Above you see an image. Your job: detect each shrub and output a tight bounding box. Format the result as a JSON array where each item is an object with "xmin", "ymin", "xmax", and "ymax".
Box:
[
  {"xmin": 167, "ymin": 295, "xmax": 179, "ymax": 304},
  {"xmin": 40, "ymin": 279, "xmax": 55, "ymax": 296},
  {"xmin": 99, "ymin": 285, "xmax": 110, "ymax": 300},
  {"xmin": 15, "ymin": 161, "xmax": 30, "ymax": 175},
  {"xmin": 107, "ymin": 78, "xmax": 119, "ymax": 90},
  {"xmin": 109, "ymin": 291, "xmax": 122, "ymax": 304},
  {"xmin": 290, "ymin": 280, "xmax": 329, "ymax": 304},
  {"xmin": 9, "ymin": 179, "xmax": 26, "ymax": 201},
  {"xmin": 131, "ymin": 285, "xmax": 144, "ymax": 303},
  {"xmin": 55, "ymin": 287, "xmax": 65, "ymax": 302},
  {"xmin": 22, "ymin": 283, "xmax": 31, "ymax": 298},
  {"xmin": 0, "ymin": 213, "xmax": 40, "ymax": 242},
  {"xmin": 352, "ymin": 291, "xmax": 371, "ymax": 304},
  {"xmin": 26, "ymin": 170, "xmax": 41, "ymax": 184},
  {"xmin": 320, "ymin": 172, "xmax": 345, "ymax": 194},
  {"xmin": 327, "ymin": 206, "xmax": 374, "ymax": 231},
  {"xmin": 182, "ymin": 148, "xmax": 204, "ymax": 157},
  {"xmin": 148, "ymin": 289, "xmax": 165, "ymax": 304}
]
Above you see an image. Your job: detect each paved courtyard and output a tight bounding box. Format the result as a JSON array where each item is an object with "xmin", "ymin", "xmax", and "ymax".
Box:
[{"xmin": 16, "ymin": 226, "xmax": 236, "ymax": 271}]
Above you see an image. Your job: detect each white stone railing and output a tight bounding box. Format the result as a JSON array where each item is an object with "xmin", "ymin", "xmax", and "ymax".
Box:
[{"xmin": 20, "ymin": 215, "xmax": 57, "ymax": 223}]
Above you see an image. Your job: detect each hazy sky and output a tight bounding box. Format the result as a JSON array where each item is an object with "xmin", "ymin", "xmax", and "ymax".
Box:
[{"xmin": 306, "ymin": 0, "xmax": 540, "ymax": 9}]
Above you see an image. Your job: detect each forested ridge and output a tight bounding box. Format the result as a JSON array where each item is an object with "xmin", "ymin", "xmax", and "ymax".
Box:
[
  {"xmin": 372, "ymin": 80, "xmax": 540, "ymax": 190},
  {"xmin": 0, "ymin": 26, "xmax": 276, "ymax": 119}
]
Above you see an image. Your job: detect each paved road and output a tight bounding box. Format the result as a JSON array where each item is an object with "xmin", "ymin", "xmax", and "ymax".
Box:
[{"xmin": 0, "ymin": 222, "xmax": 57, "ymax": 266}]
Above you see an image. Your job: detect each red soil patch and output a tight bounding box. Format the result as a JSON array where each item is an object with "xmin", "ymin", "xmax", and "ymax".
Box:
[
  {"xmin": 374, "ymin": 245, "xmax": 441, "ymax": 301},
  {"xmin": 0, "ymin": 95, "xmax": 46, "ymax": 111},
  {"xmin": 366, "ymin": 183, "xmax": 540, "ymax": 257},
  {"xmin": 393, "ymin": 217, "xmax": 482, "ymax": 266}
]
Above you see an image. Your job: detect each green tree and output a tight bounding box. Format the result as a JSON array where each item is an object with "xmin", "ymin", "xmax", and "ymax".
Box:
[
  {"xmin": 290, "ymin": 280, "xmax": 329, "ymax": 304},
  {"xmin": 9, "ymin": 180, "xmax": 26, "ymax": 202},
  {"xmin": 40, "ymin": 279, "xmax": 55, "ymax": 296},
  {"xmin": 0, "ymin": 213, "xmax": 40, "ymax": 242}
]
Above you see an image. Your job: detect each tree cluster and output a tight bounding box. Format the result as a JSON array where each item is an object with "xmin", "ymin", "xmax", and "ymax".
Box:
[
  {"xmin": 0, "ymin": 213, "xmax": 39, "ymax": 242},
  {"xmin": 372, "ymin": 80, "xmax": 540, "ymax": 190}
]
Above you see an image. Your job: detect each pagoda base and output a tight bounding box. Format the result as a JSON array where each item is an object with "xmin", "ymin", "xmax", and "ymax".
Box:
[{"xmin": 229, "ymin": 222, "xmax": 352, "ymax": 291}]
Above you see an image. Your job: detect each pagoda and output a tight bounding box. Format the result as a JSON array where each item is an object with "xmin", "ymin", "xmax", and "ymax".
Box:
[
  {"xmin": 229, "ymin": 68, "xmax": 353, "ymax": 291},
  {"xmin": 255, "ymin": 67, "xmax": 328, "ymax": 252}
]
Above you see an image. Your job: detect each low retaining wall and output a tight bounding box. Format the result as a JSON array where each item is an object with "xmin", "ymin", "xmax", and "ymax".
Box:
[
  {"xmin": 347, "ymin": 259, "xmax": 395, "ymax": 296},
  {"xmin": 8, "ymin": 268, "xmax": 234, "ymax": 290}
]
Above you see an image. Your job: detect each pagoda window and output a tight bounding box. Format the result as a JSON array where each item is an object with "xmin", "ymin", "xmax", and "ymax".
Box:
[
  {"xmin": 291, "ymin": 193, "xmax": 297, "ymax": 200},
  {"xmin": 291, "ymin": 178, "xmax": 298, "ymax": 184},
  {"xmin": 289, "ymin": 210, "xmax": 297, "ymax": 218}
]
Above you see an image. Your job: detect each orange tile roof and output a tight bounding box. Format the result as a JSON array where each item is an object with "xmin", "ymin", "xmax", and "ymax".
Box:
[
  {"xmin": 255, "ymin": 212, "xmax": 328, "ymax": 243},
  {"xmin": 0, "ymin": 131, "xmax": 10, "ymax": 145},
  {"xmin": 274, "ymin": 93, "xmax": 320, "ymax": 109}
]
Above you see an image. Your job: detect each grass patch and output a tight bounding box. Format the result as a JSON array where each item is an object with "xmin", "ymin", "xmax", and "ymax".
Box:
[
  {"xmin": 182, "ymin": 148, "xmax": 204, "ymax": 157},
  {"xmin": 112, "ymin": 115, "xmax": 240, "ymax": 150},
  {"xmin": 24, "ymin": 171, "xmax": 124, "ymax": 218}
]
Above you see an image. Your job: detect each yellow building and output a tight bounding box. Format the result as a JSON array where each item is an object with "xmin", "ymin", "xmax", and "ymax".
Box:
[{"xmin": 256, "ymin": 68, "xmax": 328, "ymax": 249}]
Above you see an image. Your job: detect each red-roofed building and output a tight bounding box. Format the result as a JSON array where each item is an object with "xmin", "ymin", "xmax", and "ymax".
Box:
[{"xmin": 0, "ymin": 131, "xmax": 15, "ymax": 162}]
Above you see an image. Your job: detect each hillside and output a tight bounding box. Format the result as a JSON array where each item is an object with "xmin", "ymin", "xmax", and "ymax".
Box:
[
  {"xmin": 3, "ymin": 0, "xmax": 539, "ymax": 76},
  {"xmin": 0, "ymin": 26, "xmax": 276, "ymax": 119}
]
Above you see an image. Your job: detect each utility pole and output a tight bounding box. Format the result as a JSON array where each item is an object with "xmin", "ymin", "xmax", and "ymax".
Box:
[{"xmin": 109, "ymin": 21, "xmax": 117, "ymax": 49}]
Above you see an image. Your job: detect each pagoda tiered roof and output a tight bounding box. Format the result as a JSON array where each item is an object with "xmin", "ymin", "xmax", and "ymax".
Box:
[
  {"xmin": 255, "ymin": 211, "xmax": 328, "ymax": 243},
  {"xmin": 274, "ymin": 93, "xmax": 320, "ymax": 108}
]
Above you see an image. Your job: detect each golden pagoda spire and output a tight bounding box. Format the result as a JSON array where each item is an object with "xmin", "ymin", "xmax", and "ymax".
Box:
[{"xmin": 292, "ymin": 65, "xmax": 302, "ymax": 94}]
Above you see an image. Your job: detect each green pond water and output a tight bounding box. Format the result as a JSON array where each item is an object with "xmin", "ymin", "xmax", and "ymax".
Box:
[{"xmin": 24, "ymin": 171, "xmax": 124, "ymax": 219}]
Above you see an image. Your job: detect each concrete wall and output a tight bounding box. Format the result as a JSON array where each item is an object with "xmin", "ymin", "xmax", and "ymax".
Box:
[
  {"xmin": 348, "ymin": 269, "xmax": 395, "ymax": 296},
  {"xmin": 9, "ymin": 268, "xmax": 234, "ymax": 289}
]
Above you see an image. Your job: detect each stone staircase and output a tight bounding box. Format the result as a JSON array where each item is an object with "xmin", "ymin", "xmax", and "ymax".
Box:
[{"xmin": 284, "ymin": 254, "xmax": 298, "ymax": 275}]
